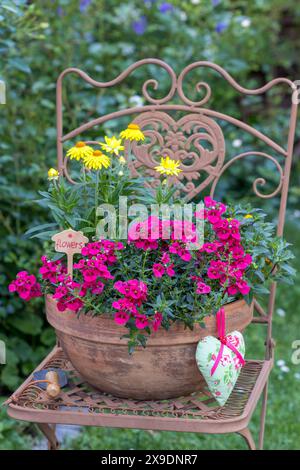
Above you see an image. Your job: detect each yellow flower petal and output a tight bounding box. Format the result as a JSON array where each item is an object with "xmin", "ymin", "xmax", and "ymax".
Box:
[
  {"xmin": 47, "ymin": 168, "xmax": 59, "ymax": 180},
  {"xmin": 99, "ymin": 136, "xmax": 124, "ymax": 156},
  {"xmin": 66, "ymin": 141, "xmax": 94, "ymax": 161},
  {"xmin": 154, "ymin": 156, "xmax": 182, "ymax": 177},
  {"xmin": 83, "ymin": 150, "xmax": 110, "ymax": 170},
  {"xmin": 119, "ymin": 123, "xmax": 145, "ymax": 142}
]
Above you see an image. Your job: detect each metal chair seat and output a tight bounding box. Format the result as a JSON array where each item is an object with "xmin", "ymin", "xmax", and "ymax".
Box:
[{"xmin": 6, "ymin": 346, "xmax": 273, "ymax": 449}]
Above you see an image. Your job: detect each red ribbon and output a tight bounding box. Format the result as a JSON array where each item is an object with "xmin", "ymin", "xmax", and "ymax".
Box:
[{"xmin": 210, "ymin": 307, "xmax": 245, "ymax": 376}]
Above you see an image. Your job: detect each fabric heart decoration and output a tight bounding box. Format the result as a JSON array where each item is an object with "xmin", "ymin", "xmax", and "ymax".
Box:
[{"xmin": 195, "ymin": 307, "xmax": 245, "ymax": 406}]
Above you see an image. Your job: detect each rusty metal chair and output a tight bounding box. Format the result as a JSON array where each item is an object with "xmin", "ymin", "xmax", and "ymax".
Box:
[{"xmin": 5, "ymin": 59, "xmax": 298, "ymax": 450}]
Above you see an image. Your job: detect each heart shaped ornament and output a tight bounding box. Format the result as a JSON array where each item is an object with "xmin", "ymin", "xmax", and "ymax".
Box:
[{"xmin": 196, "ymin": 331, "xmax": 245, "ymax": 406}]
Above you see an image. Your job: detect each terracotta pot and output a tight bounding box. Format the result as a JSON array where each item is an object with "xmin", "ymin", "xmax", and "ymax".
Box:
[{"xmin": 46, "ymin": 295, "xmax": 253, "ymax": 400}]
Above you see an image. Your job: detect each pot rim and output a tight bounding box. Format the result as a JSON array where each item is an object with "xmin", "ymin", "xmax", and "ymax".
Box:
[{"xmin": 45, "ymin": 294, "xmax": 253, "ymax": 346}]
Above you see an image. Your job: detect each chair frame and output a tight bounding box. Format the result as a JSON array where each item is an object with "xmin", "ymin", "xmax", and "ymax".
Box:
[{"xmin": 5, "ymin": 59, "xmax": 298, "ymax": 450}]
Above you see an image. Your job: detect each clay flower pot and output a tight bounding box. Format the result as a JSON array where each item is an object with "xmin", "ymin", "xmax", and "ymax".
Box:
[{"xmin": 46, "ymin": 294, "xmax": 253, "ymax": 400}]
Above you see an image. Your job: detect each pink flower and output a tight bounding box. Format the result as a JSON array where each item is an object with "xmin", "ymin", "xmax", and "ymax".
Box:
[
  {"xmin": 161, "ymin": 252, "xmax": 170, "ymax": 264},
  {"xmin": 53, "ymin": 285, "xmax": 69, "ymax": 299},
  {"xmin": 152, "ymin": 312, "xmax": 163, "ymax": 332},
  {"xmin": 67, "ymin": 298, "xmax": 84, "ymax": 312},
  {"xmin": 166, "ymin": 263, "xmax": 175, "ymax": 277},
  {"xmin": 196, "ymin": 281, "xmax": 211, "ymax": 294},
  {"xmin": 113, "ymin": 279, "xmax": 148, "ymax": 304},
  {"xmin": 81, "ymin": 240, "xmax": 124, "ymax": 261},
  {"xmin": 235, "ymin": 254, "xmax": 252, "ymax": 269},
  {"xmin": 194, "ymin": 208, "xmax": 207, "ymax": 220},
  {"xmin": 207, "ymin": 209, "xmax": 222, "ymax": 225},
  {"xmin": 82, "ymin": 268, "xmax": 98, "ymax": 283},
  {"xmin": 39, "ymin": 256, "xmax": 66, "ymax": 283},
  {"xmin": 90, "ymin": 282, "xmax": 105, "ymax": 295},
  {"xmin": 236, "ymin": 280, "xmax": 251, "ymax": 295},
  {"xmin": 135, "ymin": 314, "xmax": 149, "ymax": 329},
  {"xmin": 216, "ymin": 228, "xmax": 231, "ymax": 241},
  {"xmin": 114, "ymin": 311, "xmax": 130, "ymax": 325},
  {"xmin": 227, "ymin": 284, "xmax": 239, "ymax": 296},
  {"xmin": 201, "ymin": 242, "xmax": 222, "ymax": 253},
  {"xmin": 169, "ymin": 242, "xmax": 192, "ymax": 262},
  {"xmin": 153, "ymin": 263, "xmax": 165, "ymax": 278},
  {"xmin": 207, "ymin": 266, "xmax": 221, "ymax": 279},
  {"xmin": 57, "ymin": 296, "xmax": 83, "ymax": 313},
  {"xmin": 112, "ymin": 298, "xmax": 137, "ymax": 314},
  {"xmin": 8, "ymin": 271, "xmax": 42, "ymax": 302},
  {"xmin": 204, "ymin": 197, "xmax": 226, "ymax": 213}
]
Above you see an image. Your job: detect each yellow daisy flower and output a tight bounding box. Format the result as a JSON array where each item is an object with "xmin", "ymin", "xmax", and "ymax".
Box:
[
  {"xmin": 244, "ymin": 214, "xmax": 253, "ymax": 219},
  {"xmin": 66, "ymin": 141, "xmax": 93, "ymax": 161},
  {"xmin": 154, "ymin": 156, "xmax": 182, "ymax": 177},
  {"xmin": 83, "ymin": 150, "xmax": 110, "ymax": 171},
  {"xmin": 119, "ymin": 156, "xmax": 126, "ymax": 165},
  {"xmin": 120, "ymin": 123, "xmax": 145, "ymax": 142},
  {"xmin": 47, "ymin": 168, "xmax": 59, "ymax": 180},
  {"xmin": 100, "ymin": 136, "xmax": 124, "ymax": 156}
]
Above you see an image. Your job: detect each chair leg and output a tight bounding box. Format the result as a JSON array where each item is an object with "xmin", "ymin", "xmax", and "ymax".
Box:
[
  {"xmin": 237, "ymin": 427, "xmax": 256, "ymax": 450},
  {"xmin": 37, "ymin": 423, "xmax": 59, "ymax": 450},
  {"xmin": 259, "ymin": 381, "xmax": 268, "ymax": 450}
]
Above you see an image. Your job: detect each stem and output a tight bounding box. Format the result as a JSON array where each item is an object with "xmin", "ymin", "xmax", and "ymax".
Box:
[
  {"xmin": 82, "ymin": 166, "xmax": 88, "ymax": 214},
  {"xmin": 127, "ymin": 140, "xmax": 132, "ymax": 163},
  {"xmin": 94, "ymin": 170, "xmax": 99, "ymax": 233},
  {"xmin": 141, "ymin": 249, "xmax": 149, "ymax": 280}
]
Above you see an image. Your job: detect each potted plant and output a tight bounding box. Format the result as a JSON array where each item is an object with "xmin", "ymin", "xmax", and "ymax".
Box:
[{"xmin": 9, "ymin": 125, "xmax": 295, "ymax": 400}]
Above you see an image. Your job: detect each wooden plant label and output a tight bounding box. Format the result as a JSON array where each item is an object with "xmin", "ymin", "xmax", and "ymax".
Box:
[{"xmin": 51, "ymin": 229, "xmax": 88, "ymax": 278}]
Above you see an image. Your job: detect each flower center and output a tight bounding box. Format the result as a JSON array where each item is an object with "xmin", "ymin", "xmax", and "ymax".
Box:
[
  {"xmin": 93, "ymin": 150, "xmax": 103, "ymax": 156},
  {"xmin": 76, "ymin": 141, "xmax": 86, "ymax": 148},
  {"xmin": 128, "ymin": 123, "xmax": 140, "ymax": 130}
]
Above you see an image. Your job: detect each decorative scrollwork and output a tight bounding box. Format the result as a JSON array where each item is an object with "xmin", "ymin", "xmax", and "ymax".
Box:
[
  {"xmin": 177, "ymin": 61, "xmax": 295, "ymax": 108},
  {"xmin": 57, "ymin": 59, "xmax": 177, "ymax": 107},
  {"xmin": 210, "ymin": 152, "xmax": 284, "ymax": 199},
  {"xmin": 127, "ymin": 111, "xmax": 225, "ymax": 201}
]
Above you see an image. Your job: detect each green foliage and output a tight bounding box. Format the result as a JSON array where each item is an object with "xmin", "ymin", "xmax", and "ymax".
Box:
[{"xmin": 0, "ymin": 406, "xmax": 33, "ymax": 450}]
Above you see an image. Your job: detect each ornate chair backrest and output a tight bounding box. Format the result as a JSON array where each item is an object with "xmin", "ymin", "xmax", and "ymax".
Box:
[{"xmin": 56, "ymin": 59, "xmax": 298, "ymax": 359}]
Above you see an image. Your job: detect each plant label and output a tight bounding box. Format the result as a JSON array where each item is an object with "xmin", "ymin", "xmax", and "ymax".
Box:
[{"xmin": 51, "ymin": 229, "xmax": 88, "ymax": 278}]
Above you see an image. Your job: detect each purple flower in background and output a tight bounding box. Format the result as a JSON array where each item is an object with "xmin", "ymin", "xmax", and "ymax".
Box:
[
  {"xmin": 79, "ymin": 0, "xmax": 92, "ymax": 13},
  {"xmin": 215, "ymin": 21, "xmax": 227, "ymax": 33},
  {"xmin": 159, "ymin": 2, "xmax": 174, "ymax": 13},
  {"xmin": 132, "ymin": 16, "xmax": 148, "ymax": 35},
  {"xmin": 57, "ymin": 6, "xmax": 64, "ymax": 17},
  {"xmin": 212, "ymin": 0, "xmax": 221, "ymax": 6}
]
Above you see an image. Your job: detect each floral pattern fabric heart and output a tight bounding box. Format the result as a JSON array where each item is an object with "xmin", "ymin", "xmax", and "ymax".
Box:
[{"xmin": 195, "ymin": 331, "xmax": 245, "ymax": 406}]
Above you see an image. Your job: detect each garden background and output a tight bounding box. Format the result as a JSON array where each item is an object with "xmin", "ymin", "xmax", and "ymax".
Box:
[{"xmin": 1, "ymin": 0, "xmax": 300, "ymax": 449}]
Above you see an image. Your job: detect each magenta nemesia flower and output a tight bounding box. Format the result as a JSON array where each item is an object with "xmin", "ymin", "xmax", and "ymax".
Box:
[
  {"xmin": 153, "ymin": 263, "xmax": 165, "ymax": 278},
  {"xmin": 8, "ymin": 271, "xmax": 42, "ymax": 301},
  {"xmin": 114, "ymin": 311, "xmax": 130, "ymax": 325},
  {"xmin": 135, "ymin": 314, "xmax": 149, "ymax": 329},
  {"xmin": 196, "ymin": 282, "xmax": 211, "ymax": 294},
  {"xmin": 166, "ymin": 263, "xmax": 175, "ymax": 277},
  {"xmin": 152, "ymin": 312, "xmax": 163, "ymax": 332},
  {"xmin": 112, "ymin": 298, "xmax": 137, "ymax": 314}
]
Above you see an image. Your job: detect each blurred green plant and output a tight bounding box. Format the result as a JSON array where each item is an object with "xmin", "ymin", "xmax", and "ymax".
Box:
[{"xmin": 0, "ymin": 0, "xmax": 299, "ymax": 393}]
